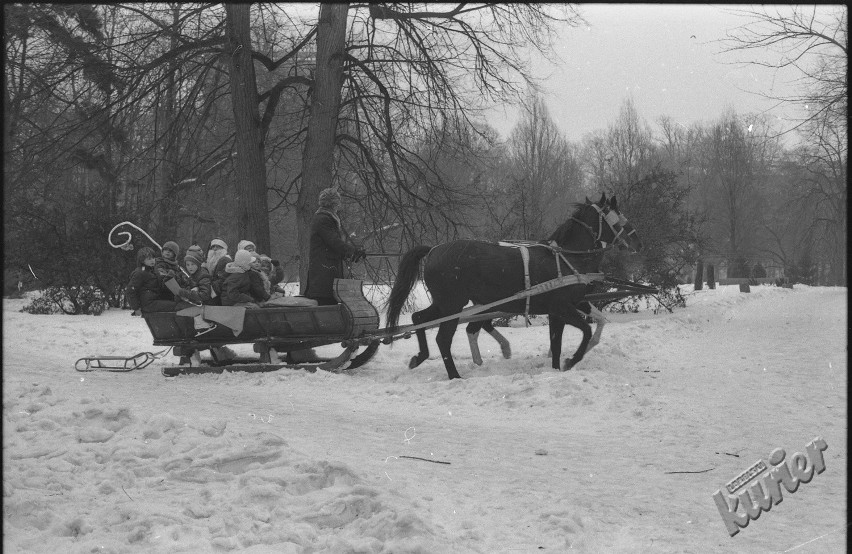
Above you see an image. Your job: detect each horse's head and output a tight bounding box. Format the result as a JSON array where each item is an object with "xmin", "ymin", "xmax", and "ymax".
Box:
[
  {"xmin": 599, "ymin": 194, "xmax": 643, "ymax": 253},
  {"xmin": 577, "ymin": 193, "xmax": 643, "ymax": 253}
]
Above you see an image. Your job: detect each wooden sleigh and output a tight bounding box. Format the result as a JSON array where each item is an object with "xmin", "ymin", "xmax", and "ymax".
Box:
[{"xmin": 144, "ymin": 279, "xmax": 381, "ymax": 376}]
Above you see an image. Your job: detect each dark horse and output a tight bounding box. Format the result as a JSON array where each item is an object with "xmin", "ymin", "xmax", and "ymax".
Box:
[
  {"xmin": 385, "ymin": 193, "xmax": 643, "ymax": 380},
  {"xmin": 466, "ymin": 197, "xmax": 644, "ymax": 365}
]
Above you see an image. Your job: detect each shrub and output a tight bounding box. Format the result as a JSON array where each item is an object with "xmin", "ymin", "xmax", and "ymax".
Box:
[
  {"xmin": 602, "ymin": 285, "xmax": 686, "ymax": 315},
  {"xmin": 20, "ymin": 285, "xmax": 109, "ymax": 315}
]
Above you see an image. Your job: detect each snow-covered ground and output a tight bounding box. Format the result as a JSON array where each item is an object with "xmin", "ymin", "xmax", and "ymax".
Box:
[{"xmin": 2, "ymin": 284, "xmax": 847, "ymax": 553}]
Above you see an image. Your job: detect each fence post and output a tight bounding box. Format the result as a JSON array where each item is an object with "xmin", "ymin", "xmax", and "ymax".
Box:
[
  {"xmin": 694, "ymin": 261, "xmax": 704, "ymax": 291},
  {"xmin": 707, "ymin": 264, "xmax": 716, "ymax": 289}
]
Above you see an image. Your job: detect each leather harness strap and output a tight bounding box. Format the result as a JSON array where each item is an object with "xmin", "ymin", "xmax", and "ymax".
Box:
[{"xmin": 499, "ymin": 242, "xmax": 581, "ymax": 320}]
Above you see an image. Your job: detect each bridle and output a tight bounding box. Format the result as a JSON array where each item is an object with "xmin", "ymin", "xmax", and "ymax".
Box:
[{"xmin": 564, "ymin": 202, "xmax": 634, "ymax": 251}]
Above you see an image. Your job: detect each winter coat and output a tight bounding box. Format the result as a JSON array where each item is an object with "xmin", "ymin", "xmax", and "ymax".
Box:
[
  {"xmin": 304, "ymin": 209, "xmax": 358, "ymax": 302},
  {"xmin": 221, "ymin": 267, "xmax": 270, "ymax": 306},
  {"xmin": 126, "ymin": 266, "xmax": 171, "ymax": 311},
  {"xmin": 154, "ymin": 256, "xmax": 189, "ymax": 289},
  {"xmin": 181, "ymin": 266, "xmax": 214, "ymax": 305}
]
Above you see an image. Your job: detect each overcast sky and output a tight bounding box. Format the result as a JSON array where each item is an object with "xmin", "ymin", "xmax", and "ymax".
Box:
[{"xmin": 486, "ymin": 4, "xmax": 825, "ymax": 145}]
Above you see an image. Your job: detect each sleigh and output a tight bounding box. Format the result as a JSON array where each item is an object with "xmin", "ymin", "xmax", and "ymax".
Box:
[{"xmin": 144, "ymin": 279, "xmax": 381, "ymax": 376}]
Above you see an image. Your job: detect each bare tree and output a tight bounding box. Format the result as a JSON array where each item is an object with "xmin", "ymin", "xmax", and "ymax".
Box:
[
  {"xmin": 698, "ymin": 110, "xmax": 781, "ymax": 265},
  {"xmin": 723, "ymin": 5, "xmax": 847, "ymax": 136},
  {"xmin": 505, "ymin": 94, "xmax": 583, "ymax": 238},
  {"xmin": 320, "ymin": 4, "xmax": 586, "ymax": 253},
  {"xmin": 582, "ymin": 97, "xmax": 657, "ymax": 197}
]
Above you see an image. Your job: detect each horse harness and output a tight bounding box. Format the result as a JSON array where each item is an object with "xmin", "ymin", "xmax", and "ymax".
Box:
[
  {"xmin": 497, "ymin": 241, "xmax": 586, "ymax": 320},
  {"xmin": 498, "ymin": 203, "xmax": 629, "ymax": 319}
]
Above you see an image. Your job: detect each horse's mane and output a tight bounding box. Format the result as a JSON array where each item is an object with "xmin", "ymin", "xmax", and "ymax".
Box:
[{"xmin": 545, "ymin": 202, "xmax": 590, "ymax": 245}]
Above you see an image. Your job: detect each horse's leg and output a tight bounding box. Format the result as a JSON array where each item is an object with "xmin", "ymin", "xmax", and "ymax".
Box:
[
  {"xmin": 436, "ymin": 319, "xmax": 462, "ymax": 380},
  {"xmin": 548, "ymin": 315, "xmax": 566, "ymax": 370},
  {"xmin": 558, "ymin": 309, "xmax": 592, "ymax": 371},
  {"xmin": 582, "ymin": 302, "xmax": 607, "ymax": 352},
  {"xmin": 481, "ymin": 319, "xmax": 511, "ymax": 359},
  {"xmin": 465, "ymin": 320, "xmax": 484, "ymax": 365},
  {"xmin": 467, "ymin": 319, "xmax": 511, "ymax": 365},
  {"xmin": 410, "ymin": 305, "xmax": 441, "ymax": 369}
]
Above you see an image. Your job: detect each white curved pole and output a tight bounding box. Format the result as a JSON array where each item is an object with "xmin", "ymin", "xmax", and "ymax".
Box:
[
  {"xmin": 108, "ymin": 221, "xmax": 162, "ymax": 251},
  {"xmin": 108, "ymin": 221, "xmax": 189, "ymax": 278}
]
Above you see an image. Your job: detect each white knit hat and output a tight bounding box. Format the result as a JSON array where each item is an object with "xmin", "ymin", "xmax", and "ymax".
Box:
[
  {"xmin": 237, "ymin": 240, "xmax": 256, "ymax": 252},
  {"xmin": 234, "ymin": 249, "xmax": 257, "ymax": 269}
]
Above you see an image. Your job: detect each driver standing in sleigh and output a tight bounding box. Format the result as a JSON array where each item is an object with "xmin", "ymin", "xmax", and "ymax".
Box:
[{"xmin": 304, "ymin": 187, "xmax": 366, "ymax": 305}]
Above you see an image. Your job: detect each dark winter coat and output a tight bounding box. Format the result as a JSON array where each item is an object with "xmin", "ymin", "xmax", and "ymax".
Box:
[
  {"xmin": 126, "ymin": 266, "xmax": 166, "ymax": 311},
  {"xmin": 221, "ymin": 268, "xmax": 270, "ymax": 306},
  {"xmin": 154, "ymin": 256, "xmax": 189, "ymax": 289},
  {"xmin": 181, "ymin": 266, "xmax": 214, "ymax": 305},
  {"xmin": 304, "ymin": 209, "xmax": 358, "ymax": 302}
]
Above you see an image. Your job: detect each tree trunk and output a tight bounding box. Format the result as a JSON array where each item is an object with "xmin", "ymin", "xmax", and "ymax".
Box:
[
  {"xmin": 225, "ymin": 3, "xmax": 271, "ymax": 254},
  {"xmin": 297, "ymin": 3, "xmax": 348, "ymax": 292},
  {"xmin": 706, "ymin": 263, "xmax": 716, "ymax": 289},
  {"xmin": 693, "ymin": 260, "xmax": 704, "ymax": 291}
]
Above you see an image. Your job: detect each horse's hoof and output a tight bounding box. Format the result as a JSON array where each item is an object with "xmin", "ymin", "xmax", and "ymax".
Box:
[
  {"xmin": 562, "ymin": 359, "xmax": 576, "ymax": 371},
  {"xmin": 409, "ymin": 355, "xmax": 422, "ymax": 369},
  {"xmin": 501, "ymin": 345, "xmax": 512, "ymax": 359}
]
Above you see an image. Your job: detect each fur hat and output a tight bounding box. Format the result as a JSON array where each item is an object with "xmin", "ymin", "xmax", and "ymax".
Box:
[
  {"xmin": 237, "ymin": 240, "xmax": 256, "ymax": 252},
  {"xmin": 136, "ymin": 246, "xmax": 156, "ymax": 266},
  {"xmin": 209, "ymin": 238, "xmax": 228, "ymax": 251},
  {"xmin": 162, "ymin": 241, "xmax": 180, "ymax": 259},
  {"xmin": 233, "ymin": 249, "xmax": 258, "ymax": 270},
  {"xmin": 318, "ymin": 187, "xmax": 341, "ymax": 208},
  {"xmin": 184, "ymin": 246, "xmax": 205, "ymax": 266}
]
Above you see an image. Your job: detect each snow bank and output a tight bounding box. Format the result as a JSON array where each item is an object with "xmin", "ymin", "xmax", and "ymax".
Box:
[{"xmin": 3, "ymin": 284, "xmax": 847, "ymax": 552}]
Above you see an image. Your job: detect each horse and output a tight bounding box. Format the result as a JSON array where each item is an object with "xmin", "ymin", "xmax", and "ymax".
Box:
[
  {"xmin": 465, "ymin": 197, "xmax": 642, "ymax": 366},
  {"xmin": 385, "ymin": 193, "xmax": 643, "ymax": 380}
]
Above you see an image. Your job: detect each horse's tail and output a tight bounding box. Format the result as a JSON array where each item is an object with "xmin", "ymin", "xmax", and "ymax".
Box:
[{"xmin": 385, "ymin": 245, "xmax": 432, "ymax": 330}]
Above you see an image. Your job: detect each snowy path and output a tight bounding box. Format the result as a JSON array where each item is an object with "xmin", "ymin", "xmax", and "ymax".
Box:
[{"xmin": 3, "ymin": 285, "xmax": 846, "ymax": 553}]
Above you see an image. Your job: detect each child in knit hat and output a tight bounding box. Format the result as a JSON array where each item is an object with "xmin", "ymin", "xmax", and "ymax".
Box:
[
  {"xmin": 126, "ymin": 247, "xmax": 177, "ymax": 315},
  {"xmin": 220, "ymin": 249, "xmax": 270, "ymax": 307},
  {"xmin": 154, "ymin": 240, "xmax": 188, "ymax": 291},
  {"xmin": 178, "ymin": 247, "xmax": 217, "ymax": 335},
  {"xmin": 183, "ymin": 244, "xmax": 205, "ymax": 273},
  {"xmin": 257, "ymin": 254, "xmax": 286, "ymax": 298}
]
